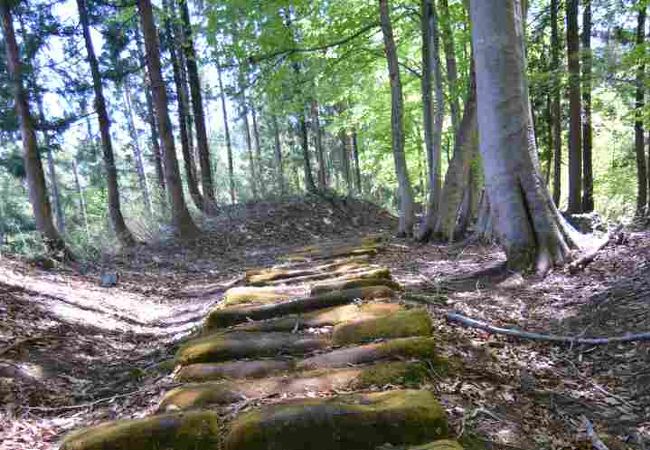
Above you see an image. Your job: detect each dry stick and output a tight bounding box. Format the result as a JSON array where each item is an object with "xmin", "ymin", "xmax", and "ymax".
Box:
[
  {"xmin": 582, "ymin": 416, "xmax": 610, "ymax": 450},
  {"xmin": 446, "ymin": 313, "xmax": 650, "ymax": 345},
  {"xmin": 568, "ymin": 225, "xmax": 623, "ymax": 273}
]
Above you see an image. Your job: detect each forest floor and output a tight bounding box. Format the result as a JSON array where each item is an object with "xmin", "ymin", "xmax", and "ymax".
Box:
[{"xmin": 0, "ymin": 196, "xmax": 649, "ymax": 450}]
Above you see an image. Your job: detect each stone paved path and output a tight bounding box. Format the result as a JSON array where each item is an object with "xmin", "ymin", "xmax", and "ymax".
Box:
[{"xmin": 60, "ymin": 236, "xmax": 464, "ymax": 450}]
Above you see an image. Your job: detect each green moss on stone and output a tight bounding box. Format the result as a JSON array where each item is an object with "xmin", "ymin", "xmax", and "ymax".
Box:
[
  {"xmin": 159, "ymin": 382, "xmax": 244, "ymax": 411},
  {"xmin": 224, "ymin": 389, "xmax": 448, "ymax": 450},
  {"xmin": 60, "ymin": 411, "xmax": 220, "ymax": 450},
  {"xmin": 332, "ymin": 309, "xmax": 433, "ymax": 345},
  {"xmin": 409, "ymin": 439, "xmax": 464, "ymax": 450},
  {"xmin": 381, "ymin": 336, "xmax": 437, "ymax": 359},
  {"xmin": 223, "ymin": 287, "xmax": 294, "ymax": 306},
  {"xmin": 355, "ymin": 361, "xmax": 430, "ymax": 388}
]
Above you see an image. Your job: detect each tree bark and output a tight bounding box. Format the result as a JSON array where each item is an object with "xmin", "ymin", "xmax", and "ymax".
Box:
[
  {"xmin": 162, "ymin": 0, "xmax": 204, "ymax": 211},
  {"xmin": 550, "ymin": 0, "xmax": 562, "ymax": 207},
  {"xmin": 581, "ymin": 0, "xmax": 593, "ymax": 212},
  {"xmin": 438, "ymin": 0, "xmax": 460, "ymax": 132},
  {"xmin": 379, "ymin": 0, "xmax": 416, "ymax": 236},
  {"xmin": 177, "ymin": 0, "xmax": 216, "ymax": 212},
  {"xmin": 242, "ymin": 103, "xmax": 258, "ymax": 199},
  {"xmin": 417, "ymin": 0, "xmax": 445, "ymax": 241},
  {"xmin": 77, "ymin": 0, "xmax": 135, "ymax": 246},
  {"xmin": 251, "ymin": 105, "xmax": 265, "ymax": 197},
  {"xmin": 470, "ymin": 0, "xmax": 580, "ymax": 273},
  {"xmin": 2, "ymin": 3, "xmax": 66, "ymax": 254},
  {"xmin": 566, "ymin": 0, "xmax": 582, "ymax": 213},
  {"xmin": 352, "ymin": 129, "xmax": 362, "ymax": 194},
  {"xmin": 272, "ymin": 115, "xmax": 285, "ymax": 196},
  {"xmin": 434, "ymin": 65, "xmax": 478, "ymax": 242},
  {"xmin": 72, "ymin": 159, "xmax": 89, "ymax": 233},
  {"xmin": 123, "ymin": 76, "xmax": 153, "ymax": 213},
  {"xmin": 137, "ymin": 0, "xmax": 199, "ymax": 238},
  {"xmin": 311, "ymin": 99, "xmax": 327, "ymax": 190},
  {"xmin": 300, "ymin": 115, "xmax": 317, "ymax": 192},
  {"xmin": 635, "ymin": 5, "xmax": 648, "ymax": 216},
  {"xmin": 215, "ymin": 54, "xmax": 236, "ymax": 204},
  {"xmin": 135, "ymin": 23, "xmax": 165, "ymax": 195}
]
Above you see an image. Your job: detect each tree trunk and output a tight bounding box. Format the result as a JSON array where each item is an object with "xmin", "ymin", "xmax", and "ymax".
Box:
[
  {"xmin": 251, "ymin": 105, "xmax": 265, "ymax": 197},
  {"xmin": 137, "ymin": 0, "xmax": 199, "ymax": 238},
  {"xmin": 272, "ymin": 115, "xmax": 285, "ymax": 196},
  {"xmin": 352, "ymin": 129, "xmax": 362, "ymax": 194},
  {"xmin": 417, "ymin": 0, "xmax": 445, "ymax": 241},
  {"xmin": 242, "ymin": 104, "xmax": 258, "ymax": 199},
  {"xmin": 135, "ymin": 22, "xmax": 165, "ymax": 195},
  {"xmin": 72, "ymin": 159, "xmax": 89, "ymax": 233},
  {"xmin": 177, "ymin": 0, "xmax": 216, "ymax": 212},
  {"xmin": 566, "ymin": 0, "xmax": 582, "ymax": 213},
  {"xmin": 434, "ymin": 64, "xmax": 478, "ymax": 242},
  {"xmin": 470, "ymin": 0, "xmax": 580, "ymax": 273},
  {"xmin": 215, "ymin": 54, "xmax": 236, "ymax": 204},
  {"xmin": 300, "ymin": 115, "xmax": 317, "ymax": 192},
  {"xmin": 162, "ymin": 0, "xmax": 204, "ymax": 211},
  {"xmin": 340, "ymin": 131, "xmax": 352, "ymax": 195},
  {"xmin": 36, "ymin": 98, "xmax": 65, "ymax": 234},
  {"xmin": 123, "ymin": 77, "xmax": 153, "ymax": 213},
  {"xmin": 379, "ymin": 0, "xmax": 415, "ymax": 236},
  {"xmin": 550, "ymin": 0, "xmax": 562, "ymax": 207},
  {"xmin": 581, "ymin": 0, "xmax": 593, "ymax": 212},
  {"xmin": 77, "ymin": 0, "xmax": 135, "ymax": 246},
  {"xmin": 636, "ymin": 5, "xmax": 648, "ymax": 216},
  {"xmin": 438, "ymin": 0, "xmax": 460, "ymax": 132},
  {"xmin": 311, "ymin": 99, "xmax": 327, "ymax": 190}
]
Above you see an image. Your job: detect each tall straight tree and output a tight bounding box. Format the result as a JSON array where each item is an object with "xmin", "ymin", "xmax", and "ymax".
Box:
[
  {"xmin": 177, "ymin": 0, "xmax": 216, "ymax": 212},
  {"xmin": 550, "ymin": 0, "xmax": 562, "ymax": 206},
  {"xmin": 300, "ymin": 115, "xmax": 317, "ymax": 192},
  {"xmin": 635, "ymin": 4, "xmax": 647, "ymax": 215},
  {"xmin": 1, "ymin": 1, "xmax": 67, "ymax": 254},
  {"xmin": 418, "ymin": 0, "xmax": 445, "ymax": 241},
  {"xmin": 137, "ymin": 0, "xmax": 199, "ymax": 238},
  {"xmin": 581, "ymin": 0, "xmax": 593, "ymax": 212},
  {"xmin": 470, "ymin": 0, "xmax": 580, "ymax": 273},
  {"xmin": 311, "ymin": 99, "xmax": 327, "ymax": 189},
  {"xmin": 76, "ymin": 0, "xmax": 135, "ymax": 246},
  {"xmin": 272, "ymin": 115, "xmax": 285, "ymax": 195},
  {"xmin": 566, "ymin": 0, "xmax": 582, "ymax": 213},
  {"xmin": 379, "ymin": 0, "xmax": 415, "ymax": 236},
  {"xmin": 438, "ymin": 0, "xmax": 460, "ymax": 132},
  {"xmin": 215, "ymin": 54, "xmax": 236, "ymax": 203}
]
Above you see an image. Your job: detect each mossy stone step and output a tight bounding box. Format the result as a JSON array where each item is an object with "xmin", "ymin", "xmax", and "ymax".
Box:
[
  {"xmin": 161, "ymin": 362, "xmax": 431, "ymax": 411},
  {"xmin": 60, "ymin": 411, "xmax": 220, "ymax": 450},
  {"xmin": 224, "ymin": 389, "xmax": 448, "ymax": 450},
  {"xmin": 246, "ymin": 261, "xmax": 367, "ymax": 286},
  {"xmin": 331, "ymin": 308, "xmax": 432, "ymax": 345},
  {"xmin": 297, "ymin": 336, "xmax": 436, "ymax": 371},
  {"xmin": 176, "ymin": 360, "xmax": 294, "ymax": 382},
  {"xmin": 223, "ymin": 286, "xmax": 305, "ymax": 307},
  {"xmin": 409, "ymin": 440, "xmax": 464, "ymax": 450},
  {"xmin": 177, "ymin": 332, "xmax": 329, "ymax": 365},
  {"xmin": 263, "ymin": 266, "xmax": 391, "ymax": 287},
  {"xmin": 310, "ymin": 276, "xmax": 400, "ymax": 296},
  {"xmin": 284, "ymin": 240, "xmax": 384, "ymax": 262},
  {"xmin": 234, "ymin": 303, "xmax": 403, "ymax": 333},
  {"xmin": 206, "ymin": 286, "xmax": 395, "ymax": 329}
]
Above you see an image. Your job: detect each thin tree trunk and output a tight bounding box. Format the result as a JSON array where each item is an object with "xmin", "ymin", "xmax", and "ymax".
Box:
[
  {"xmin": 566, "ymin": 0, "xmax": 582, "ymax": 213},
  {"xmin": 635, "ymin": 5, "xmax": 648, "ymax": 215},
  {"xmin": 2, "ymin": 4, "xmax": 66, "ymax": 254},
  {"xmin": 418, "ymin": 0, "xmax": 445, "ymax": 241},
  {"xmin": 252, "ymin": 105, "xmax": 264, "ymax": 197},
  {"xmin": 551, "ymin": 0, "xmax": 562, "ymax": 206},
  {"xmin": 300, "ymin": 115, "xmax": 317, "ymax": 192},
  {"xmin": 77, "ymin": 0, "xmax": 134, "ymax": 246},
  {"xmin": 72, "ymin": 159, "xmax": 89, "ymax": 234},
  {"xmin": 434, "ymin": 64, "xmax": 477, "ymax": 242},
  {"xmin": 177, "ymin": 0, "xmax": 216, "ymax": 212},
  {"xmin": 438, "ymin": 0, "xmax": 460, "ymax": 132},
  {"xmin": 215, "ymin": 54, "xmax": 236, "ymax": 204},
  {"xmin": 123, "ymin": 77, "xmax": 152, "ymax": 213},
  {"xmin": 272, "ymin": 115, "xmax": 285, "ymax": 196},
  {"xmin": 544, "ymin": 94, "xmax": 553, "ymax": 185},
  {"xmin": 352, "ymin": 129, "xmax": 362, "ymax": 194},
  {"xmin": 311, "ymin": 99, "xmax": 327, "ymax": 189},
  {"xmin": 36, "ymin": 98, "xmax": 65, "ymax": 234},
  {"xmin": 162, "ymin": 0, "xmax": 204, "ymax": 211},
  {"xmin": 340, "ymin": 131, "xmax": 352, "ymax": 195},
  {"xmin": 581, "ymin": 0, "xmax": 593, "ymax": 212},
  {"xmin": 135, "ymin": 23, "xmax": 165, "ymax": 194},
  {"xmin": 137, "ymin": 0, "xmax": 199, "ymax": 238},
  {"xmin": 471, "ymin": 0, "xmax": 580, "ymax": 273},
  {"xmin": 380, "ymin": 0, "xmax": 416, "ymax": 236},
  {"xmin": 242, "ymin": 105, "xmax": 258, "ymax": 199}
]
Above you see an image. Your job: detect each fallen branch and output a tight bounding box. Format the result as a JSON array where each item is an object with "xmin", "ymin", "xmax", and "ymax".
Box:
[
  {"xmin": 582, "ymin": 416, "xmax": 610, "ymax": 450},
  {"xmin": 568, "ymin": 226, "xmax": 624, "ymax": 274},
  {"xmin": 446, "ymin": 312, "xmax": 650, "ymax": 345}
]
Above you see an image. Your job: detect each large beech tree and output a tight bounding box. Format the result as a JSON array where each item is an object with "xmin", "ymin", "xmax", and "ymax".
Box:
[
  {"xmin": 137, "ymin": 0, "xmax": 199, "ymax": 238},
  {"xmin": 470, "ymin": 0, "xmax": 581, "ymax": 273},
  {"xmin": 1, "ymin": 0, "xmax": 67, "ymax": 254}
]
